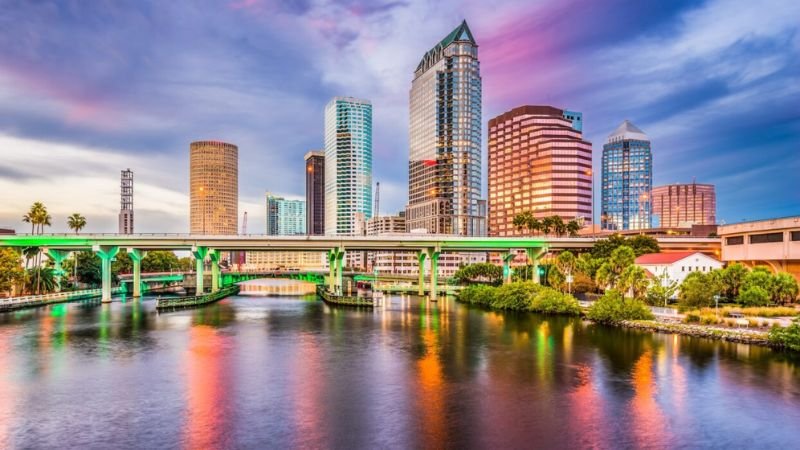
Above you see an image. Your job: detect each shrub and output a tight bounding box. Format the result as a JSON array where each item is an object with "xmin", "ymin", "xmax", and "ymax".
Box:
[
  {"xmin": 492, "ymin": 282, "xmax": 541, "ymax": 310},
  {"xmin": 769, "ymin": 320, "xmax": 800, "ymax": 351},
  {"xmin": 530, "ymin": 288, "xmax": 581, "ymax": 316},
  {"xmin": 458, "ymin": 284, "xmax": 497, "ymax": 307},
  {"xmin": 679, "ymin": 272, "xmax": 721, "ymax": 310},
  {"xmin": 739, "ymin": 285, "xmax": 770, "ymax": 307},
  {"xmin": 587, "ymin": 289, "xmax": 654, "ymax": 324}
]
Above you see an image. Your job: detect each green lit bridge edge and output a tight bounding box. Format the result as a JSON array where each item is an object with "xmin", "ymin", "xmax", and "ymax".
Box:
[{"xmin": 0, "ymin": 234, "xmax": 720, "ymax": 303}]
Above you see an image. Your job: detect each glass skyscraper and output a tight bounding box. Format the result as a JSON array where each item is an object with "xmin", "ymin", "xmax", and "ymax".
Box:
[
  {"xmin": 601, "ymin": 120, "xmax": 652, "ymax": 230},
  {"xmin": 265, "ymin": 193, "xmax": 305, "ymax": 236},
  {"xmin": 324, "ymin": 97, "xmax": 373, "ymax": 235},
  {"xmin": 406, "ymin": 20, "xmax": 483, "ymax": 235}
]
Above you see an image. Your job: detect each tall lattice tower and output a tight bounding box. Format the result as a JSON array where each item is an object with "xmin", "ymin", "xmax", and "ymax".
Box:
[{"xmin": 119, "ymin": 169, "xmax": 134, "ymax": 234}]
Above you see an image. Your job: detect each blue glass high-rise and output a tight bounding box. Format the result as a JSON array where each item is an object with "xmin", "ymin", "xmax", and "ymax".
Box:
[{"xmin": 601, "ymin": 120, "xmax": 652, "ymax": 230}]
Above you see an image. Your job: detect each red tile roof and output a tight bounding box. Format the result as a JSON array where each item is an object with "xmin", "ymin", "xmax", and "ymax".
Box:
[{"xmin": 635, "ymin": 252, "xmax": 702, "ymax": 265}]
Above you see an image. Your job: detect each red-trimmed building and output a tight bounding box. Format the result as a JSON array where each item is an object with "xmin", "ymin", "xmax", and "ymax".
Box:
[{"xmin": 635, "ymin": 251, "xmax": 723, "ymax": 286}]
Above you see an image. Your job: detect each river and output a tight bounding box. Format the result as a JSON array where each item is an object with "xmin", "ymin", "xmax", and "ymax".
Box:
[{"xmin": 0, "ymin": 294, "xmax": 798, "ymax": 449}]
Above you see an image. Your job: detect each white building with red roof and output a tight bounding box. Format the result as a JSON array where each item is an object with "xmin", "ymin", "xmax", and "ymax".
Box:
[{"xmin": 635, "ymin": 251, "xmax": 723, "ymax": 286}]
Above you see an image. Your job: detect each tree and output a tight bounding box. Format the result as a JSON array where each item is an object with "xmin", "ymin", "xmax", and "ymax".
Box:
[
  {"xmin": 25, "ymin": 267, "xmax": 56, "ymax": 294},
  {"xmin": 0, "ymin": 247, "xmax": 24, "ymax": 295},
  {"xmin": 576, "ymin": 253, "xmax": 603, "ymax": 280},
  {"xmin": 75, "ymin": 251, "xmax": 102, "ymax": 286},
  {"xmin": 66, "ymin": 213, "xmax": 87, "ymax": 285},
  {"xmin": 741, "ymin": 267, "xmax": 773, "ymax": 298},
  {"xmin": 645, "ymin": 272, "xmax": 679, "ymax": 306},
  {"xmin": 770, "ymin": 273, "xmax": 799, "ymax": 305},
  {"xmin": 112, "ymin": 249, "xmax": 133, "ymax": 275},
  {"xmin": 178, "ymin": 257, "xmax": 194, "ymax": 272},
  {"xmin": 551, "ymin": 216, "xmax": 566, "ymax": 237},
  {"xmin": 595, "ymin": 246, "xmax": 636, "ymax": 290},
  {"xmin": 591, "ymin": 234, "xmax": 628, "ymax": 258},
  {"xmin": 540, "ymin": 216, "xmax": 554, "ymax": 236},
  {"xmin": 527, "ymin": 216, "xmax": 542, "ymax": 236},
  {"xmin": 67, "ymin": 213, "xmax": 86, "ymax": 234},
  {"xmin": 718, "ymin": 263, "xmax": 748, "ymax": 300},
  {"xmin": 566, "ymin": 220, "xmax": 581, "ymax": 237},
  {"xmin": 678, "ymin": 272, "xmax": 720, "ymax": 309},
  {"xmin": 627, "ymin": 235, "xmax": 660, "ymax": 256},
  {"xmin": 739, "ymin": 285, "xmax": 770, "ymax": 307},
  {"xmin": 586, "ymin": 289, "xmax": 654, "ymax": 324},
  {"xmin": 453, "ymin": 263, "xmax": 503, "ymax": 286},
  {"xmin": 512, "ymin": 212, "xmax": 530, "ymax": 234},
  {"xmin": 618, "ymin": 265, "xmax": 649, "ymax": 300},
  {"xmin": 556, "ymin": 251, "xmax": 577, "ymax": 293},
  {"xmin": 142, "ymin": 251, "xmax": 181, "ymax": 273}
]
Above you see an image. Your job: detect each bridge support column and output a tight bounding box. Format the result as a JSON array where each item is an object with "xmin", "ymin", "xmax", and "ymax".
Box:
[
  {"xmin": 94, "ymin": 245, "xmax": 119, "ymax": 302},
  {"xmin": 501, "ymin": 252, "xmax": 516, "ymax": 284},
  {"xmin": 417, "ymin": 251, "xmax": 427, "ymax": 296},
  {"xmin": 335, "ymin": 249, "xmax": 345, "ymax": 294},
  {"xmin": 526, "ymin": 247, "xmax": 548, "ymax": 284},
  {"xmin": 328, "ymin": 250, "xmax": 336, "ymax": 292},
  {"xmin": 46, "ymin": 249, "xmax": 70, "ymax": 292},
  {"xmin": 128, "ymin": 248, "xmax": 145, "ymax": 298},
  {"xmin": 427, "ymin": 248, "xmax": 440, "ymax": 301},
  {"xmin": 209, "ymin": 249, "xmax": 221, "ymax": 293},
  {"xmin": 192, "ymin": 246, "xmax": 208, "ymax": 295}
]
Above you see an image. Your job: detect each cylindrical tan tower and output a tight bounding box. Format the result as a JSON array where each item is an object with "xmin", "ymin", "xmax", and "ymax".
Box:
[{"xmin": 190, "ymin": 141, "xmax": 238, "ymax": 235}]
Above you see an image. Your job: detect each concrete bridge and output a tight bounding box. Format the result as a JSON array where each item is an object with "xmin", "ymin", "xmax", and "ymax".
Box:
[{"xmin": 0, "ymin": 233, "xmax": 720, "ymax": 302}]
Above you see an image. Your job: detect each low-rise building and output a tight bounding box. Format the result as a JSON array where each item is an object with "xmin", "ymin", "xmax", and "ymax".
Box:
[
  {"xmin": 635, "ymin": 252, "xmax": 723, "ymax": 286},
  {"xmin": 719, "ymin": 216, "xmax": 800, "ymax": 282}
]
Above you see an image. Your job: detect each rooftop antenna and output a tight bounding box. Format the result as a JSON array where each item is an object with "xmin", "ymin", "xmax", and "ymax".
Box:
[
  {"xmin": 241, "ymin": 211, "xmax": 248, "ymax": 235},
  {"xmin": 374, "ymin": 182, "xmax": 380, "ymax": 218}
]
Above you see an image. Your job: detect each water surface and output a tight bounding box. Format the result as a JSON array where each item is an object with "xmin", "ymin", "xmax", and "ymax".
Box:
[{"xmin": 0, "ymin": 294, "xmax": 798, "ymax": 449}]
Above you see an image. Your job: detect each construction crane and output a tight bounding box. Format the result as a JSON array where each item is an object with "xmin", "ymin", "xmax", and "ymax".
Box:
[{"xmin": 374, "ymin": 182, "xmax": 380, "ymax": 218}]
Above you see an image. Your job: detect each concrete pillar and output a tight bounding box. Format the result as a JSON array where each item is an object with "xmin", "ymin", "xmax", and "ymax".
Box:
[
  {"xmin": 46, "ymin": 249, "xmax": 70, "ymax": 292},
  {"xmin": 93, "ymin": 245, "xmax": 119, "ymax": 302},
  {"xmin": 526, "ymin": 247, "xmax": 548, "ymax": 284},
  {"xmin": 335, "ymin": 249, "xmax": 345, "ymax": 294},
  {"xmin": 417, "ymin": 251, "xmax": 427, "ymax": 296},
  {"xmin": 192, "ymin": 246, "xmax": 208, "ymax": 295},
  {"xmin": 328, "ymin": 250, "xmax": 336, "ymax": 292},
  {"xmin": 502, "ymin": 252, "xmax": 516, "ymax": 284},
  {"xmin": 128, "ymin": 248, "xmax": 145, "ymax": 298},
  {"xmin": 428, "ymin": 248, "xmax": 440, "ymax": 301},
  {"xmin": 209, "ymin": 249, "xmax": 221, "ymax": 293}
]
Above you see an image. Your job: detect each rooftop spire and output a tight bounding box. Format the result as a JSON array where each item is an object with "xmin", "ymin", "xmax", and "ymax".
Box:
[
  {"xmin": 415, "ymin": 20, "xmax": 476, "ymax": 73},
  {"xmin": 607, "ymin": 119, "xmax": 649, "ymax": 143}
]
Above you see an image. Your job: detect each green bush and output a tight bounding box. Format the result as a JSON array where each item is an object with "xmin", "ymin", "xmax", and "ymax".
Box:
[
  {"xmin": 458, "ymin": 284, "xmax": 497, "ymax": 307},
  {"xmin": 587, "ymin": 289, "xmax": 654, "ymax": 324},
  {"xmin": 530, "ymin": 288, "xmax": 581, "ymax": 316},
  {"xmin": 491, "ymin": 282, "xmax": 541, "ymax": 310},
  {"xmin": 739, "ymin": 285, "xmax": 770, "ymax": 307},
  {"xmin": 768, "ymin": 320, "xmax": 800, "ymax": 352}
]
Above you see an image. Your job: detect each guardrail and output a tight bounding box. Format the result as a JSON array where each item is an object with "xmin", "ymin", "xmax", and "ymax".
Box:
[
  {"xmin": 155, "ymin": 285, "xmax": 240, "ymax": 311},
  {"xmin": 0, "ymin": 288, "xmax": 121, "ymax": 312}
]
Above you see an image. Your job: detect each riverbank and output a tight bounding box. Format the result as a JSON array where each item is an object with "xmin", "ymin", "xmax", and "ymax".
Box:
[
  {"xmin": 616, "ymin": 319, "xmax": 771, "ymax": 346},
  {"xmin": 155, "ymin": 284, "xmax": 240, "ymax": 310}
]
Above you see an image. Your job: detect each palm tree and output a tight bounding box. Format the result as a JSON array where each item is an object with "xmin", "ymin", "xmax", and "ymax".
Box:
[
  {"xmin": 551, "ymin": 216, "xmax": 566, "ymax": 237},
  {"xmin": 67, "ymin": 214, "xmax": 87, "ymax": 287},
  {"xmin": 540, "ymin": 216, "xmax": 554, "ymax": 236},
  {"xmin": 512, "ymin": 212, "xmax": 528, "ymax": 234},
  {"xmin": 527, "ymin": 216, "xmax": 542, "ymax": 236},
  {"xmin": 566, "ymin": 220, "xmax": 581, "ymax": 237}
]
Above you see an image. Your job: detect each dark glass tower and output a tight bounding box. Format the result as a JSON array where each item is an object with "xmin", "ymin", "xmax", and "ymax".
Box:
[{"xmin": 304, "ymin": 151, "xmax": 325, "ymax": 235}]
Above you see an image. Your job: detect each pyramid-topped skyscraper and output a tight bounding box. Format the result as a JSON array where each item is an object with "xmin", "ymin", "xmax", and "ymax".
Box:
[
  {"xmin": 406, "ymin": 20, "xmax": 484, "ymax": 236},
  {"xmin": 601, "ymin": 120, "xmax": 653, "ymax": 230}
]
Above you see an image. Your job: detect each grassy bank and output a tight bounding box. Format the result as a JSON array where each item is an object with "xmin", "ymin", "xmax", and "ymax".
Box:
[{"xmin": 457, "ymin": 282, "xmax": 800, "ymax": 352}]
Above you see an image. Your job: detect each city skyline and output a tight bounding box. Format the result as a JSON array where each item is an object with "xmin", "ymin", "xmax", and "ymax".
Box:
[{"xmin": 0, "ymin": 0, "xmax": 798, "ymax": 233}]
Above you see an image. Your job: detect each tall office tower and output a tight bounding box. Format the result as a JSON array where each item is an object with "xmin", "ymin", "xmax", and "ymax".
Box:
[
  {"xmin": 324, "ymin": 97, "xmax": 373, "ymax": 235},
  {"xmin": 118, "ymin": 168, "xmax": 134, "ymax": 234},
  {"xmin": 304, "ymin": 150, "xmax": 325, "ymax": 235},
  {"xmin": 406, "ymin": 20, "xmax": 483, "ymax": 235},
  {"xmin": 652, "ymin": 182, "xmax": 716, "ymax": 227},
  {"xmin": 189, "ymin": 140, "xmax": 238, "ymax": 234},
  {"xmin": 266, "ymin": 193, "xmax": 306, "ymax": 235},
  {"xmin": 601, "ymin": 120, "xmax": 652, "ymax": 230},
  {"xmin": 487, "ymin": 106, "xmax": 592, "ymax": 236}
]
